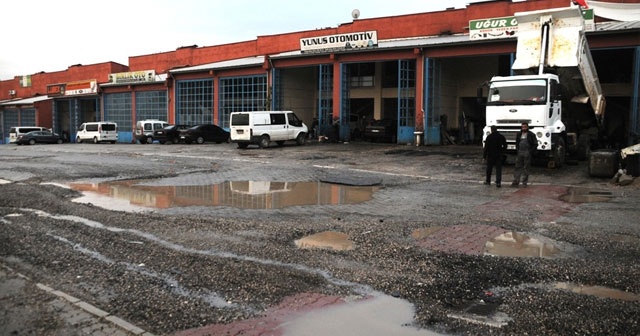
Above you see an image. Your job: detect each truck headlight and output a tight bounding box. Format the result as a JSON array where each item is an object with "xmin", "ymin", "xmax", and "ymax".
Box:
[{"xmin": 536, "ymin": 132, "xmax": 543, "ymax": 138}]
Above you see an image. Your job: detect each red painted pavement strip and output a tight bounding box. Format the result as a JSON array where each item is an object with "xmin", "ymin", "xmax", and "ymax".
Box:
[
  {"xmin": 477, "ymin": 185, "xmax": 577, "ymax": 222},
  {"xmin": 415, "ymin": 224, "xmax": 508, "ymax": 255},
  {"xmin": 175, "ymin": 292, "xmax": 349, "ymax": 336},
  {"xmin": 414, "ymin": 186, "xmax": 579, "ymax": 255}
]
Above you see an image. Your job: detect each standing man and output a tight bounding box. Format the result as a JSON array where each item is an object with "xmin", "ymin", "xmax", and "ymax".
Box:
[
  {"xmin": 483, "ymin": 125, "xmax": 507, "ymax": 187},
  {"xmin": 512, "ymin": 122, "xmax": 537, "ymax": 187}
]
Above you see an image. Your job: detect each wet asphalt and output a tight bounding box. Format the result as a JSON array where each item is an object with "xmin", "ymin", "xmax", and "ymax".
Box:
[{"xmin": 0, "ymin": 140, "xmax": 638, "ymax": 335}]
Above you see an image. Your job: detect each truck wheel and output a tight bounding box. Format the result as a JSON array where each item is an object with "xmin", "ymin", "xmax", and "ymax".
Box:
[
  {"xmin": 550, "ymin": 138, "xmax": 566, "ymax": 168},
  {"xmin": 93, "ymin": 137, "xmax": 99, "ymax": 144},
  {"xmin": 576, "ymin": 134, "xmax": 590, "ymax": 161},
  {"xmin": 196, "ymin": 136, "xmax": 205, "ymax": 144},
  {"xmin": 146, "ymin": 136, "xmax": 153, "ymax": 144},
  {"xmin": 76, "ymin": 137, "xmax": 82, "ymax": 144},
  {"xmin": 296, "ymin": 133, "xmax": 306, "ymax": 145},
  {"xmin": 259, "ymin": 135, "xmax": 270, "ymax": 149},
  {"xmin": 29, "ymin": 139, "xmax": 36, "ymax": 145}
]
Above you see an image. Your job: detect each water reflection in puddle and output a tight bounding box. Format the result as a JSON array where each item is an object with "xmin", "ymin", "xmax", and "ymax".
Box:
[
  {"xmin": 484, "ymin": 232, "xmax": 561, "ymax": 258},
  {"xmin": 554, "ymin": 282, "xmax": 640, "ymax": 301},
  {"xmin": 283, "ymin": 294, "xmax": 443, "ymax": 336},
  {"xmin": 560, "ymin": 188, "xmax": 613, "ymax": 203},
  {"xmin": 69, "ymin": 180, "xmax": 378, "ymax": 211},
  {"xmin": 295, "ymin": 231, "xmax": 354, "ymax": 251}
]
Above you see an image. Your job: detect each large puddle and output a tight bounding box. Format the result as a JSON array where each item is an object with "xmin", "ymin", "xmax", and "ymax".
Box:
[
  {"xmin": 69, "ymin": 180, "xmax": 378, "ymax": 211},
  {"xmin": 282, "ymin": 293, "xmax": 443, "ymax": 336}
]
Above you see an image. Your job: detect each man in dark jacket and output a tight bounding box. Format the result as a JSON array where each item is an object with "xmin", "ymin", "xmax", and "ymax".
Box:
[
  {"xmin": 483, "ymin": 125, "xmax": 507, "ymax": 187},
  {"xmin": 512, "ymin": 122, "xmax": 537, "ymax": 187}
]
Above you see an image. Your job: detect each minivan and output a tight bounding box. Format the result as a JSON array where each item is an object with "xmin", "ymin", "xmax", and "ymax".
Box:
[
  {"xmin": 9, "ymin": 126, "xmax": 48, "ymax": 144},
  {"xmin": 230, "ymin": 111, "xmax": 308, "ymax": 149},
  {"xmin": 135, "ymin": 119, "xmax": 169, "ymax": 144},
  {"xmin": 76, "ymin": 122, "xmax": 118, "ymax": 143}
]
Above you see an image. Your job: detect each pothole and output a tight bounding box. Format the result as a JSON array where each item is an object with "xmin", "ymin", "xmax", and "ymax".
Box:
[
  {"xmin": 553, "ymin": 282, "xmax": 640, "ymax": 301},
  {"xmin": 295, "ymin": 231, "xmax": 354, "ymax": 251},
  {"xmin": 560, "ymin": 188, "xmax": 614, "ymax": 203},
  {"xmin": 69, "ymin": 180, "xmax": 379, "ymax": 211},
  {"xmin": 484, "ymin": 231, "xmax": 561, "ymax": 258}
]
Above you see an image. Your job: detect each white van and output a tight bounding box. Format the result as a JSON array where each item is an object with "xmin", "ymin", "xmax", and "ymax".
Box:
[
  {"xmin": 135, "ymin": 119, "xmax": 169, "ymax": 144},
  {"xmin": 9, "ymin": 126, "xmax": 48, "ymax": 144},
  {"xmin": 230, "ymin": 111, "xmax": 308, "ymax": 149},
  {"xmin": 76, "ymin": 122, "xmax": 118, "ymax": 144}
]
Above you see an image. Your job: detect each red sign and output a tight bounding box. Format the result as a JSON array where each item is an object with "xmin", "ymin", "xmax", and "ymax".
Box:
[{"xmin": 47, "ymin": 84, "xmax": 66, "ymax": 97}]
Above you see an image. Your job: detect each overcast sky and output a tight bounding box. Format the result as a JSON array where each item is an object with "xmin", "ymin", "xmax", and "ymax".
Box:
[{"xmin": 1, "ymin": 0, "xmax": 488, "ymax": 80}]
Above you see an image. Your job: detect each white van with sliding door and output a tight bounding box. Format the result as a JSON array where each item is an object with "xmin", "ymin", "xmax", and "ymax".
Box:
[
  {"xmin": 76, "ymin": 122, "xmax": 118, "ymax": 144},
  {"xmin": 230, "ymin": 111, "xmax": 308, "ymax": 149},
  {"xmin": 9, "ymin": 126, "xmax": 48, "ymax": 144}
]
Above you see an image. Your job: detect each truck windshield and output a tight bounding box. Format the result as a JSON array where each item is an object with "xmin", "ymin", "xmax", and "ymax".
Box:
[{"xmin": 487, "ymin": 79, "xmax": 547, "ymax": 105}]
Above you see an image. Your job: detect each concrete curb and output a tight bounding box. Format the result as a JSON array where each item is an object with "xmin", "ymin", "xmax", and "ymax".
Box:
[
  {"xmin": 2, "ymin": 263, "xmax": 153, "ymax": 336},
  {"xmin": 42, "ymin": 282, "xmax": 154, "ymax": 335}
]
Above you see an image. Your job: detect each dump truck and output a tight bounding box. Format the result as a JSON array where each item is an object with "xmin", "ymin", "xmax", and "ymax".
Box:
[{"xmin": 482, "ymin": 6, "xmax": 605, "ymax": 168}]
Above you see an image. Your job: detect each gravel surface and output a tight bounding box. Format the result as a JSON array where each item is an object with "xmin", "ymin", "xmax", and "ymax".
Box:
[{"xmin": 0, "ymin": 142, "xmax": 638, "ymax": 335}]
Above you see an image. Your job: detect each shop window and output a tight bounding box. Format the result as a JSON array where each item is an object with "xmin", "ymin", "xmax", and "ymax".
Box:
[
  {"xmin": 20, "ymin": 108, "xmax": 36, "ymax": 126},
  {"xmin": 382, "ymin": 61, "xmax": 398, "ymax": 88},
  {"xmin": 176, "ymin": 79, "xmax": 214, "ymax": 126},
  {"xmin": 349, "ymin": 63, "xmax": 375, "ymax": 88},
  {"xmin": 136, "ymin": 91, "xmax": 168, "ymax": 122},
  {"xmin": 104, "ymin": 92, "xmax": 132, "ymax": 131},
  {"xmin": 2, "ymin": 109, "xmax": 18, "ymax": 142},
  {"xmin": 219, "ymin": 75, "xmax": 267, "ymax": 128}
]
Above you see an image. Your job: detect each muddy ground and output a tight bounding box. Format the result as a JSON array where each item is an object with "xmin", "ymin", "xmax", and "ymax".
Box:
[{"xmin": 0, "ymin": 141, "xmax": 638, "ymax": 335}]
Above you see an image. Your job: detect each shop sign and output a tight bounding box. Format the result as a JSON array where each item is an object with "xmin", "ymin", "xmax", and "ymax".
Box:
[
  {"xmin": 47, "ymin": 84, "xmax": 66, "ymax": 97},
  {"xmin": 300, "ymin": 31, "xmax": 378, "ymax": 53},
  {"xmin": 108, "ymin": 70, "xmax": 156, "ymax": 84},
  {"xmin": 469, "ymin": 9, "xmax": 594, "ymax": 40},
  {"xmin": 469, "ymin": 16, "xmax": 518, "ymax": 40},
  {"xmin": 65, "ymin": 80, "xmax": 97, "ymax": 96},
  {"xmin": 20, "ymin": 75, "xmax": 32, "ymax": 88}
]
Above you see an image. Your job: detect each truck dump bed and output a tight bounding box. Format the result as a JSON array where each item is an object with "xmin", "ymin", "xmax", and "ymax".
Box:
[{"xmin": 511, "ymin": 7, "xmax": 605, "ymax": 118}]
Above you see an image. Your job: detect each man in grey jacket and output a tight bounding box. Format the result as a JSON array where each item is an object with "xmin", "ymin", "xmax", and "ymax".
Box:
[{"xmin": 512, "ymin": 122, "xmax": 537, "ymax": 187}]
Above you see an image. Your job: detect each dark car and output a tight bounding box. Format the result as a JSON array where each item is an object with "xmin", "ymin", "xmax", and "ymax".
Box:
[
  {"xmin": 364, "ymin": 119, "xmax": 397, "ymax": 143},
  {"xmin": 16, "ymin": 130, "xmax": 63, "ymax": 145},
  {"xmin": 154, "ymin": 124, "xmax": 190, "ymax": 144},
  {"xmin": 180, "ymin": 124, "xmax": 230, "ymax": 144}
]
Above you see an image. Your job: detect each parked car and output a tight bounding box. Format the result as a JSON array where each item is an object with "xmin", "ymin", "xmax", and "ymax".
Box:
[
  {"xmin": 16, "ymin": 130, "xmax": 63, "ymax": 145},
  {"xmin": 9, "ymin": 126, "xmax": 49, "ymax": 144},
  {"xmin": 154, "ymin": 124, "xmax": 190, "ymax": 144},
  {"xmin": 364, "ymin": 119, "xmax": 397, "ymax": 143},
  {"xmin": 180, "ymin": 124, "xmax": 230, "ymax": 144},
  {"xmin": 135, "ymin": 119, "xmax": 169, "ymax": 144}
]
